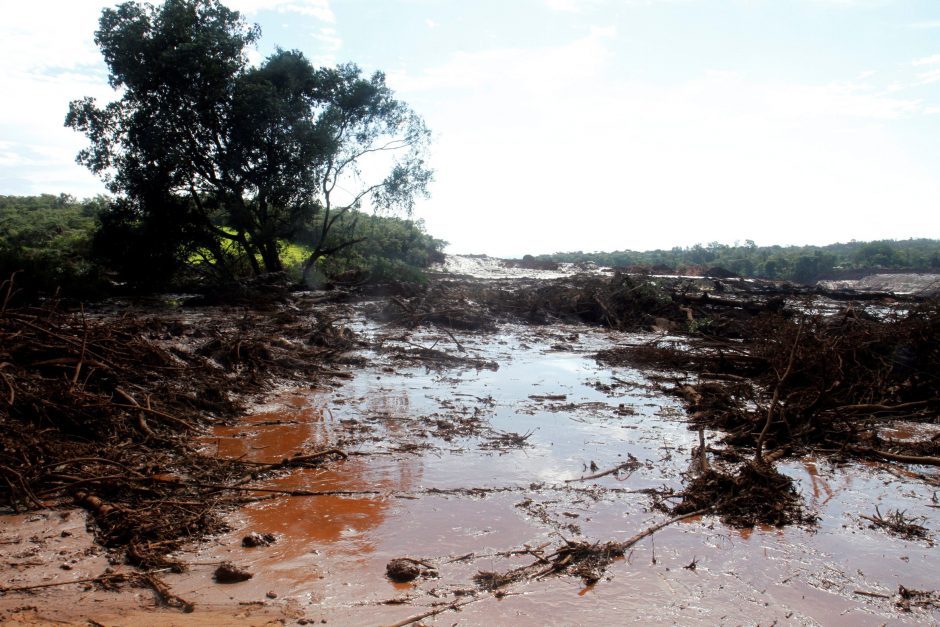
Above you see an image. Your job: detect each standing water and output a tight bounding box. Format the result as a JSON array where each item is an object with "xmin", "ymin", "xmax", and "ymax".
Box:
[{"xmin": 169, "ymin": 259, "xmax": 940, "ymax": 625}]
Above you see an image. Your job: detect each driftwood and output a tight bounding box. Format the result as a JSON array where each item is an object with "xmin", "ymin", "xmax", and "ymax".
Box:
[
  {"xmin": 849, "ymin": 446, "xmax": 940, "ymax": 467},
  {"xmin": 564, "ymin": 460, "xmax": 639, "ymax": 483},
  {"xmin": 389, "ymin": 506, "xmax": 713, "ymax": 626},
  {"xmin": 0, "ymin": 571, "xmax": 193, "ymax": 612}
]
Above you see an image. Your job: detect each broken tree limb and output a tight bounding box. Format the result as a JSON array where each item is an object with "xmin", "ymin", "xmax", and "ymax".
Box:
[
  {"xmin": 564, "ymin": 461, "xmax": 637, "ymax": 483},
  {"xmin": 755, "ymin": 320, "xmax": 803, "ymax": 464},
  {"xmin": 848, "ymin": 446, "xmax": 940, "ymax": 467},
  {"xmin": 386, "ymin": 595, "xmax": 484, "ymax": 627},
  {"xmin": 139, "ymin": 476, "xmax": 383, "ymax": 497},
  {"xmin": 838, "ymin": 400, "xmax": 932, "ymax": 413},
  {"xmin": 619, "ymin": 507, "xmax": 714, "ymax": 551},
  {"xmin": 0, "ymin": 571, "xmax": 193, "ymax": 613}
]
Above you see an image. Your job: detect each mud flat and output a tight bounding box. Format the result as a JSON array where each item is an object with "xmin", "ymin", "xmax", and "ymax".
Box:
[{"xmin": 0, "ymin": 266, "xmax": 937, "ymax": 625}]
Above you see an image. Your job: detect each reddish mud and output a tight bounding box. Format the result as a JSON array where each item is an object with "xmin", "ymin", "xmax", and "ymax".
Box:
[{"xmin": 1, "ymin": 321, "xmax": 937, "ymax": 625}]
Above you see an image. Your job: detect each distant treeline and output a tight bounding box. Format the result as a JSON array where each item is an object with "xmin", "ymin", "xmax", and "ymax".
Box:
[
  {"xmin": 0, "ymin": 194, "xmax": 445, "ymax": 296},
  {"xmin": 535, "ymin": 239, "xmax": 940, "ymax": 284}
]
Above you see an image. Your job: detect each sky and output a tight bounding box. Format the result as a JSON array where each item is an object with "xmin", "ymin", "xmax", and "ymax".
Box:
[{"xmin": 2, "ymin": 0, "xmax": 940, "ymax": 256}]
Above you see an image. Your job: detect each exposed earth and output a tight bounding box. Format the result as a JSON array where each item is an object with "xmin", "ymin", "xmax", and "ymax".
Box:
[{"xmin": 0, "ymin": 257, "xmax": 937, "ymax": 625}]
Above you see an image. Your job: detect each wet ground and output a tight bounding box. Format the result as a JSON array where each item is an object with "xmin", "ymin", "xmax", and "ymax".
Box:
[
  {"xmin": 1, "ymin": 278, "xmax": 938, "ymax": 625},
  {"xmin": 4, "ymin": 315, "xmax": 936, "ymax": 625}
]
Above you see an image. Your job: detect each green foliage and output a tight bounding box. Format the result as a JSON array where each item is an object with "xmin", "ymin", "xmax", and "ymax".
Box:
[
  {"xmin": 67, "ymin": 0, "xmax": 431, "ymax": 285},
  {"xmin": 93, "ymin": 195, "xmax": 230, "ymax": 289},
  {"xmin": 301, "ymin": 211, "xmax": 445, "ymax": 284},
  {"xmin": 538, "ymin": 239, "xmax": 940, "ymax": 285},
  {"xmin": 0, "ymin": 195, "xmax": 108, "ymax": 295}
]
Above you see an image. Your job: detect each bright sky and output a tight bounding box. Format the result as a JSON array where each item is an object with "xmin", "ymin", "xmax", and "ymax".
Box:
[{"xmin": 2, "ymin": 0, "xmax": 940, "ymax": 256}]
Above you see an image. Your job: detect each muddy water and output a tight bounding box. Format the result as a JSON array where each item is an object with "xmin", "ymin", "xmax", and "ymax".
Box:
[
  {"xmin": 144, "ymin": 322, "xmax": 938, "ymax": 626},
  {"xmin": 2, "ymin": 317, "xmax": 936, "ymax": 625}
]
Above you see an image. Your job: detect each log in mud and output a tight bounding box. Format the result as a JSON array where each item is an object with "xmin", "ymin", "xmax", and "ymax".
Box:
[{"xmin": 1, "ymin": 264, "xmax": 938, "ymax": 624}]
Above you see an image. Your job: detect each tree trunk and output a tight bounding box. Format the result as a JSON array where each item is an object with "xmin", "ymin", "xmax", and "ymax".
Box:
[{"xmin": 259, "ymin": 241, "xmax": 283, "ymax": 274}]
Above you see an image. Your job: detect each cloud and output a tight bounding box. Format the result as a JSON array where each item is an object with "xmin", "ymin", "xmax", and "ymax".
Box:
[
  {"xmin": 228, "ymin": 0, "xmax": 335, "ymax": 22},
  {"xmin": 390, "ymin": 33, "xmax": 938, "ymax": 255},
  {"xmin": 389, "ymin": 26, "xmax": 615, "ymax": 93},
  {"xmin": 913, "ymin": 54, "xmax": 940, "ymax": 66},
  {"xmin": 311, "ymin": 26, "xmax": 342, "ymax": 66},
  {"xmin": 0, "ymin": 3, "xmax": 104, "ymax": 75},
  {"xmin": 909, "ymin": 20, "xmax": 940, "ymax": 30},
  {"xmin": 544, "ymin": 0, "xmax": 690, "ymax": 10},
  {"xmin": 907, "ymin": 55, "xmax": 940, "ymax": 86},
  {"xmin": 544, "ymin": 0, "xmax": 600, "ymax": 12}
]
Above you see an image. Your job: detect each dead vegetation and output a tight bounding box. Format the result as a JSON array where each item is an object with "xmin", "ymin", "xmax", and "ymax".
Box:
[
  {"xmin": 376, "ymin": 273, "xmax": 683, "ymax": 331},
  {"xmin": 462, "ymin": 507, "xmax": 712, "ymax": 595},
  {"xmin": 2, "ymin": 267, "xmax": 937, "ymax": 619},
  {"xmin": 0, "ymin": 277, "xmax": 355, "ymax": 590},
  {"xmin": 671, "ymin": 463, "xmax": 814, "ymax": 527},
  {"xmin": 860, "ymin": 507, "xmax": 930, "ymax": 540},
  {"xmin": 386, "ymin": 557, "xmax": 437, "ymax": 582},
  {"xmin": 596, "ymin": 292, "xmax": 939, "ymax": 527},
  {"xmin": 344, "ymin": 275, "xmax": 938, "ymax": 535}
]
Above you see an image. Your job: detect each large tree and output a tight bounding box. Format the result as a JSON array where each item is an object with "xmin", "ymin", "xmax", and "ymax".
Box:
[{"xmin": 67, "ymin": 0, "xmax": 431, "ymax": 284}]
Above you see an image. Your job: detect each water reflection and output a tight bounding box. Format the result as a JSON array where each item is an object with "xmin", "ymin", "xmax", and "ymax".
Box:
[{"xmin": 211, "ymin": 392, "xmax": 423, "ymax": 557}]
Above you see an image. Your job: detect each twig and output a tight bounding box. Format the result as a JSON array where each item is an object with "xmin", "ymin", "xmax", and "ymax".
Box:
[
  {"xmin": 0, "ymin": 575, "xmax": 120, "ymax": 593},
  {"xmin": 230, "ymin": 449, "xmax": 349, "ymax": 468},
  {"xmin": 139, "ymin": 476, "xmax": 383, "ymax": 497},
  {"xmin": 70, "ymin": 305, "xmax": 88, "ymax": 390},
  {"xmin": 112, "ymin": 400, "xmax": 195, "ymax": 431},
  {"xmin": 386, "ymin": 596, "xmax": 484, "ymax": 627},
  {"xmin": 564, "ymin": 461, "xmax": 637, "ymax": 483},
  {"xmin": 838, "ymin": 400, "xmax": 931, "ymax": 413},
  {"xmin": 755, "ymin": 320, "xmax": 803, "ymax": 463},
  {"xmin": 0, "ymin": 571, "xmax": 193, "ymax": 612},
  {"xmin": 0, "ymin": 271, "xmax": 19, "ymax": 316},
  {"xmin": 849, "ymin": 446, "xmax": 940, "ymax": 467},
  {"xmin": 619, "ymin": 507, "xmax": 713, "ymax": 551},
  {"xmin": 442, "ymin": 327, "xmax": 466, "ymax": 353},
  {"xmin": 140, "ymin": 572, "xmax": 194, "ymax": 612}
]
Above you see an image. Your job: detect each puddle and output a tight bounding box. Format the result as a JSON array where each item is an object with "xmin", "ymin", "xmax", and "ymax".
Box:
[
  {"xmin": 2, "ymin": 318, "xmax": 936, "ymax": 625},
  {"xmin": 154, "ymin": 322, "xmax": 939, "ymax": 625}
]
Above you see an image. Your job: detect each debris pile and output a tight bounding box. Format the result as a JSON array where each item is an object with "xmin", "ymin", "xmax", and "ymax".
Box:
[
  {"xmin": 671, "ymin": 463, "xmax": 813, "ymax": 527},
  {"xmin": 0, "ymin": 284, "xmax": 352, "ymax": 572}
]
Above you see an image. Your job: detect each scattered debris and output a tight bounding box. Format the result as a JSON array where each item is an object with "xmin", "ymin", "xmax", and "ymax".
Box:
[
  {"xmin": 479, "ymin": 429, "xmax": 535, "ymax": 451},
  {"xmin": 214, "ymin": 562, "xmax": 253, "ymax": 584},
  {"xmin": 0, "ymin": 288, "xmax": 355, "ymax": 568},
  {"xmin": 386, "ymin": 558, "xmax": 436, "ymax": 582},
  {"xmin": 860, "ymin": 507, "xmax": 930, "ymax": 540},
  {"xmin": 897, "ymin": 585, "xmax": 940, "ymax": 612},
  {"xmin": 672, "ymin": 463, "xmax": 813, "ymax": 527},
  {"xmin": 242, "ymin": 532, "xmax": 277, "ymax": 548},
  {"xmin": 565, "ymin": 455, "xmax": 640, "ymax": 483}
]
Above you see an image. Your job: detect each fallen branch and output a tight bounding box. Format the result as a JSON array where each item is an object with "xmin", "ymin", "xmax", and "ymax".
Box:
[
  {"xmin": 755, "ymin": 320, "xmax": 803, "ymax": 463},
  {"xmin": 564, "ymin": 461, "xmax": 637, "ymax": 483},
  {"xmin": 838, "ymin": 400, "xmax": 932, "ymax": 413},
  {"xmin": 619, "ymin": 507, "xmax": 714, "ymax": 551},
  {"xmin": 140, "ymin": 476, "xmax": 382, "ymax": 497},
  {"xmin": 231, "ymin": 448, "xmax": 349, "ymax": 468},
  {"xmin": 0, "ymin": 570, "xmax": 193, "ymax": 611},
  {"xmin": 386, "ymin": 595, "xmax": 483, "ymax": 627},
  {"xmin": 849, "ymin": 446, "xmax": 940, "ymax": 467}
]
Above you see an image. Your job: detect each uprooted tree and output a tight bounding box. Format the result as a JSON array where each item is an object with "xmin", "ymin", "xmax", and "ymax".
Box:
[{"xmin": 66, "ymin": 0, "xmax": 431, "ymax": 286}]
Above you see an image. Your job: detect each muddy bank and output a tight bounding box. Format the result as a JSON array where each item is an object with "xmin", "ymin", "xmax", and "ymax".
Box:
[
  {"xmin": 0, "ymin": 284, "xmax": 360, "ymax": 585},
  {"xmin": 1, "ymin": 270, "xmax": 938, "ymax": 624}
]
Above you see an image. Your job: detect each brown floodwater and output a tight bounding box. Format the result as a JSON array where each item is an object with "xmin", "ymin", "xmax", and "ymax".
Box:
[{"xmin": 1, "ymin": 320, "xmax": 937, "ymax": 625}]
